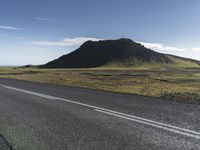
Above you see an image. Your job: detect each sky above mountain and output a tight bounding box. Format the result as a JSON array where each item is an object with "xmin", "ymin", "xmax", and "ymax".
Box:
[{"xmin": 0, "ymin": 0, "xmax": 200, "ymax": 65}]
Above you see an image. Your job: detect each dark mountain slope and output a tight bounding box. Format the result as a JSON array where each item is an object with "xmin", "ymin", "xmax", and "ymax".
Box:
[{"xmin": 41, "ymin": 38, "xmax": 172, "ymax": 68}]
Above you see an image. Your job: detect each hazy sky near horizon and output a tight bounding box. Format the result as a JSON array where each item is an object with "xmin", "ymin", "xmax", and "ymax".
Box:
[{"xmin": 0, "ymin": 0, "xmax": 200, "ymax": 65}]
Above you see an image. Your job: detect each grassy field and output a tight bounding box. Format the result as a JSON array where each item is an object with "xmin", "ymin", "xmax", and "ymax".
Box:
[{"xmin": 0, "ymin": 66, "xmax": 200, "ymax": 103}]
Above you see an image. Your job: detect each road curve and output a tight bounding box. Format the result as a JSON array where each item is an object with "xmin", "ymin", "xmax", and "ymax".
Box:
[{"xmin": 0, "ymin": 78, "xmax": 200, "ymax": 150}]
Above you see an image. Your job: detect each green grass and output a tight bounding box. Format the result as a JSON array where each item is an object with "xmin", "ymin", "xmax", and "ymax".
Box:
[
  {"xmin": 167, "ymin": 55, "xmax": 200, "ymax": 68},
  {"xmin": 100, "ymin": 56, "xmax": 200, "ymax": 70},
  {"xmin": 0, "ymin": 67, "xmax": 200, "ymax": 103}
]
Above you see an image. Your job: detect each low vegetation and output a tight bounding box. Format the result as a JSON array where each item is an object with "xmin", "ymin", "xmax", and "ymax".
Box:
[{"xmin": 0, "ymin": 67, "xmax": 200, "ymax": 103}]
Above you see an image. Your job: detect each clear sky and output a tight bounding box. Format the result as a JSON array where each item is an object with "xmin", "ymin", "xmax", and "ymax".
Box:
[{"xmin": 0, "ymin": 0, "xmax": 200, "ymax": 65}]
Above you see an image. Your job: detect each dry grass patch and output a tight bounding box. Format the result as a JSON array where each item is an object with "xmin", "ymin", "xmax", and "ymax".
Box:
[{"xmin": 0, "ymin": 67, "xmax": 200, "ymax": 102}]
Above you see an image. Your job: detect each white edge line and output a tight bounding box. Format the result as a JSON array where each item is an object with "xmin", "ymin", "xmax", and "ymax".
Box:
[{"xmin": 0, "ymin": 83, "xmax": 200, "ymax": 139}]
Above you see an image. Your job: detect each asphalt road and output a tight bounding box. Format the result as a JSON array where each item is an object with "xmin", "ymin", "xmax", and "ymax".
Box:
[{"xmin": 0, "ymin": 78, "xmax": 200, "ymax": 150}]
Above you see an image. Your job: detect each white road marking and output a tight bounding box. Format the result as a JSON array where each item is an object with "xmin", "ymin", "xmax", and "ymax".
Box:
[
  {"xmin": 95, "ymin": 109, "xmax": 200, "ymax": 139},
  {"xmin": 1, "ymin": 84, "xmax": 56, "ymax": 100},
  {"xmin": 0, "ymin": 83, "xmax": 200, "ymax": 139}
]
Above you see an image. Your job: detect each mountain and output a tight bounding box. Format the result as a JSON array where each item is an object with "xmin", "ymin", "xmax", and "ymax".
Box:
[{"xmin": 41, "ymin": 38, "xmax": 200, "ymax": 68}]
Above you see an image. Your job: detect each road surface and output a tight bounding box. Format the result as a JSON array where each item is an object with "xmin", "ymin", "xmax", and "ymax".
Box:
[{"xmin": 0, "ymin": 78, "xmax": 200, "ymax": 150}]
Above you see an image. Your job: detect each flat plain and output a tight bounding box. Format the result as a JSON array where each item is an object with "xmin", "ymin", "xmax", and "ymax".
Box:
[{"xmin": 0, "ymin": 67, "xmax": 200, "ymax": 103}]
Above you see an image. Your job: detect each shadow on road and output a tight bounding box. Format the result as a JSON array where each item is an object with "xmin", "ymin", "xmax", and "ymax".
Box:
[{"xmin": 0, "ymin": 134, "xmax": 14, "ymax": 150}]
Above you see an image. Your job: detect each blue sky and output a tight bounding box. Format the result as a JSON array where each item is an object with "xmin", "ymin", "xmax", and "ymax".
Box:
[{"xmin": 0, "ymin": 0, "xmax": 200, "ymax": 65}]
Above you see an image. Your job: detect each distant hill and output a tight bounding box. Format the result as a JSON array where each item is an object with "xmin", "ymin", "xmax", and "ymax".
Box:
[{"xmin": 41, "ymin": 38, "xmax": 200, "ymax": 69}]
